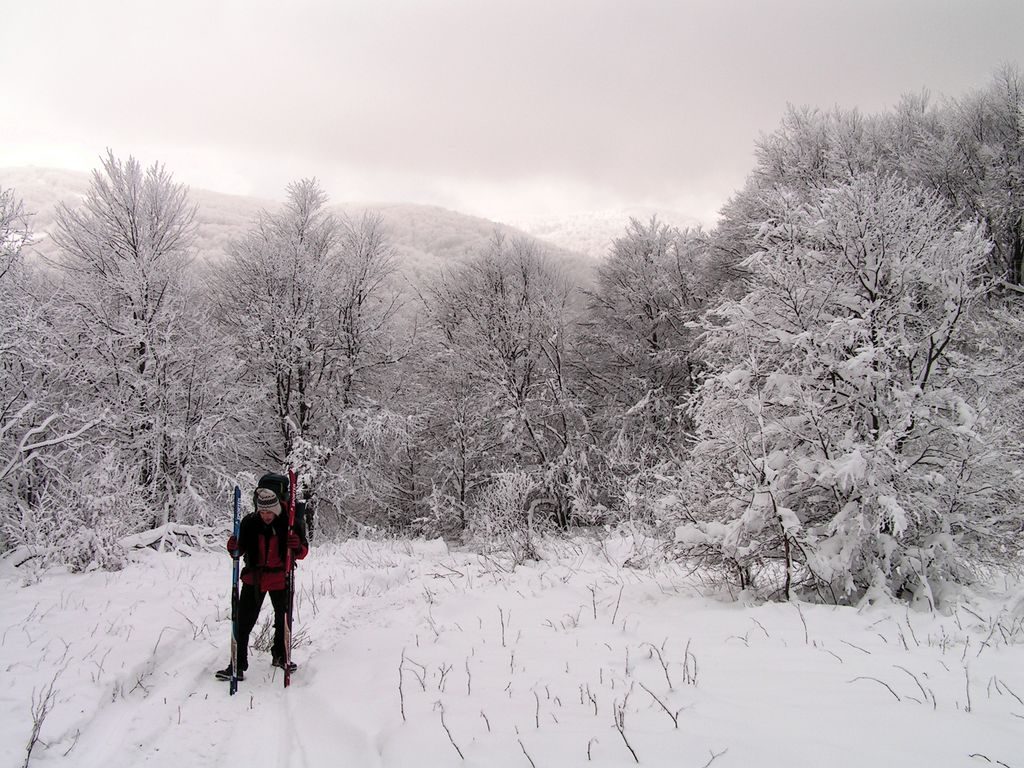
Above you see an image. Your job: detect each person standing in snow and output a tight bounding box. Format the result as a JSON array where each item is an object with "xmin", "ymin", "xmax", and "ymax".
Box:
[{"xmin": 216, "ymin": 487, "xmax": 308, "ymax": 681}]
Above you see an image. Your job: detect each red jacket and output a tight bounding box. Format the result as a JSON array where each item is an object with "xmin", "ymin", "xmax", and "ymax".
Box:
[{"xmin": 236, "ymin": 511, "xmax": 308, "ymax": 592}]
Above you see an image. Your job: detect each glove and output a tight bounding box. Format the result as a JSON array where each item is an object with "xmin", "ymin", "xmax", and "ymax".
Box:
[
  {"xmin": 287, "ymin": 532, "xmax": 301, "ymax": 551},
  {"xmin": 227, "ymin": 535, "xmax": 238, "ymax": 555}
]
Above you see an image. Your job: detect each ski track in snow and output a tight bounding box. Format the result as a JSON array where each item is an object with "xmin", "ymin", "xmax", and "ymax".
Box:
[{"xmin": 2, "ymin": 537, "xmax": 1023, "ymax": 768}]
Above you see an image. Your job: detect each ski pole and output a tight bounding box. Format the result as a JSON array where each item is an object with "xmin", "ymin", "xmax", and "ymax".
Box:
[
  {"xmin": 283, "ymin": 468, "xmax": 298, "ymax": 688},
  {"xmin": 230, "ymin": 485, "xmax": 241, "ymax": 695}
]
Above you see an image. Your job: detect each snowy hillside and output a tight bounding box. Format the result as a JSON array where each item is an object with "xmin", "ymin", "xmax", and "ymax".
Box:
[
  {"xmin": 3, "ymin": 537, "xmax": 1022, "ymax": 768},
  {"xmin": 512, "ymin": 208, "xmax": 709, "ymax": 260},
  {"xmin": 0, "ymin": 167, "xmax": 595, "ymax": 280}
]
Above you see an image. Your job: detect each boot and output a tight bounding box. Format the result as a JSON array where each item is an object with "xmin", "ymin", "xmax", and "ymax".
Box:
[
  {"xmin": 272, "ymin": 656, "xmax": 297, "ymax": 672},
  {"xmin": 215, "ymin": 665, "xmax": 244, "ymax": 681}
]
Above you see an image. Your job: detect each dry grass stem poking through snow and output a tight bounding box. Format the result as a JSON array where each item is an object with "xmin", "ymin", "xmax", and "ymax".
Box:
[{"xmin": 22, "ymin": 669, "xmax": 61, "ymax": 768}]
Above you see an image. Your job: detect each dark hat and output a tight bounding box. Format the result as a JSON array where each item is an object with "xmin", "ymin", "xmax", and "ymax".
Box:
[{"xmin": 255, "ymin": 488, "xmax": 281, "ymax": 516}]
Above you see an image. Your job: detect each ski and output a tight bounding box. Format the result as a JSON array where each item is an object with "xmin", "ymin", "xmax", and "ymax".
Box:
[
  {"xmin": 283, "ymin": 467, "xmax": 298, "ymax": 688},
  {"xmin": 229, "ymin": 485, "xmax": 242, "ymax": 695}
]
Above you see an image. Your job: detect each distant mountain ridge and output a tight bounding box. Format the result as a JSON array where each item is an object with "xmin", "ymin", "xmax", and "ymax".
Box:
[
  {"xmin": 0, "ymin": 167, "xmax": 596, "ymax": 282},
  {"xmin": 512, "ymin": 207, "xmax": 708, "ymax": 259}
]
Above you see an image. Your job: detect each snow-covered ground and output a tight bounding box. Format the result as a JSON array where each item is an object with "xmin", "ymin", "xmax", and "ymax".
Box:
[{"xmin": 2, "ymin": 537, "xmax": 1022, "ymax": 768}]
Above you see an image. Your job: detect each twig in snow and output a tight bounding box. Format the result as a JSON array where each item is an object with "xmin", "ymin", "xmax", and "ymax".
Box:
[
  {"xmin": 519, "ymin": 738, "xmax": 537, "ymax": 768},
  {"xmin": 894, "ymin": 665, "xmax": 928, "ymax": 703},
  {"xmin": 438, "ymin": 705, "xmax": 464, "ymax": 760},
  {"xmin": 995, "ymin": 678, "xmax": 1024, "ymax": 707},
  {"xmin": 438, "ymin": 663, "xmax": 452, "ymax": 693},
  {"xmin": 403, "ymin": 654, "xmax": 427, "ymax": 691},
  {"xmin": 795, "ymin": 603, "xmax": 809, "ymax": 644},
  {"xmin": 61, "ymin": 729, "xmax": 80, "ymax": 758},
  {"xmin": 750, "ymin": 617, "xmax": 770, "ymax": 638},
  {"xmin": 904, "ymin": 613, "xmax": 920, "ymax": 647},
  {"xmin": 611, "ymin": 585, "xmax": 624, "ymax": 625},
  {"xmin": 584, "ymin": 684, "xmax": 598, "ymax": 715},
  {"xmin": 896, "ymin": 625, "xmax": 909, "ymax": 651},
  {"xmin": 642, "ymin": 641, "xmax": 674, "ymax": 690},
  {"xmin": 701, "ymin": 747, "xmax": 729, "ymax": 768},
  {"xmin": 152, "ymin": 626, "xmax": 176, "ymax": 655},
  {"xmin": 849, "ymin": 676, "xmax": 901, "ymax": 701},
  {"xmin": 23, "ymin": 670, "xmax": 61, "ymax": 768},
  {"xmin": 961, "ymin": 606, "xmax": 985, "ymax": 623},
  {"xmin": 129, "ymin": 672, "xmax": 151, "ymax": 696},
  {"xmin": 840, "ymin": 639, "xmax": 871, "ymax": 654},
  {"xmin": 682, "ymin": 639, "xmax": 698, "ymax": 686},
  {"xmin": 639, "ymin": 682, "xmax": 681, "ymax": 728},
  {"xmin": 398, "ymin": 650, "xmax": 406, "ymax": 721},
  {"xmin": 612, "ymin": 690, "xmax": 639, "ymax": 764},
  {"xmin": 172, "ymin": 608, "xmax": 208, "ymax": 641},
  {"xmin": 965, "ymin": 666, "xmax": 973, "ymax": 713},
  {"xmin": 968, "ymin": 753, "xmax": 1012, "ymax": 768}
]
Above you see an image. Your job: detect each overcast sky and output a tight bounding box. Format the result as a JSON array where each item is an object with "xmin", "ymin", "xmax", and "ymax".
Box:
[{"xmin": 1, "ymin": 0, "xmax": 1021, "ymax": 225}]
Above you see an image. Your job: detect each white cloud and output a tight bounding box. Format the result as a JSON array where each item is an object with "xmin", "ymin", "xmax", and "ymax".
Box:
[{"xmin": 1, "ymin": 0, "xmax": 1021, "ymax": 222}]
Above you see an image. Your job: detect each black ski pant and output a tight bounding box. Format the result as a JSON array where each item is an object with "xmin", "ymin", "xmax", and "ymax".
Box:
[{"xmin": 235, "ymin": 582, "xmax": 288, "ymax": 671}]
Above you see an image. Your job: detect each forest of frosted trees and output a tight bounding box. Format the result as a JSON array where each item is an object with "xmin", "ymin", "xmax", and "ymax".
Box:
[{"xmin": 1, "ymin": 69, "xmax": 1022, "ymax": 606}]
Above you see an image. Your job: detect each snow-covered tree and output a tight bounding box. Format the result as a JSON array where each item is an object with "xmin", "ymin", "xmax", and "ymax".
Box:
[
  {"xmin": 49, "ymin": 152, "xmax": 242, "ymax": 533},
  {"xmin": 211, "ymin": 180, "xmax": 403, "ymax": 529},
  {"xmin": 1, "ymin": 187, "xmax": 104, "ymax": 561},
  {"xmin": 1, "ymin": 187, "xmax": 40, "ymax": 518},
  {"xmin": 576, "ymin": 218, "xmax": 711, "ymax": 522},
  {"xmin": 678, "ymin": 173, "xmax": 1006, "ymax": 605},
  {"xmin": 935, "ymin": 66, "xmax": 1024, "ymax": 287},
  {"xmin": 423, "ymin": 234, "xmax": 583, "ymax": 528},
  {"xmin": 733, "ymin": 70, "xmax": 1023, "ymax": 289},
  {"xmin": 214, "ymin": 179, "xmax": 340, "ymax": 462},
  {"xmin": 0, "ymin": 187, "xmax": 29, "ymax": 280}
]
